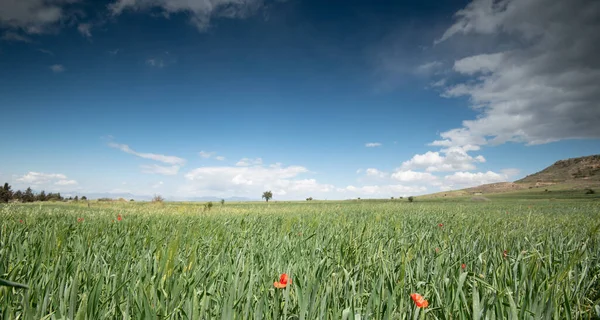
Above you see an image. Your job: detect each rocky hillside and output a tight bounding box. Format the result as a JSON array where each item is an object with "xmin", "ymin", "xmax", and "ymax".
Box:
[{"xmin": 516, "ymin": 154, "xmax": 600, "ymax": 183}]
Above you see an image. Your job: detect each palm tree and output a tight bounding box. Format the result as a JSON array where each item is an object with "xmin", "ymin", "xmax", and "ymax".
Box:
[{"xmin": 262, "ymin": 191, "xmax": 273, "ymax": 202}]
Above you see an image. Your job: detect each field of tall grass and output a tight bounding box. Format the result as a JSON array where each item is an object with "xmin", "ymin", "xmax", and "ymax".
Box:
[{"xmin": 1, "ymin": 200, "xmax": 599, "ymax": 319}]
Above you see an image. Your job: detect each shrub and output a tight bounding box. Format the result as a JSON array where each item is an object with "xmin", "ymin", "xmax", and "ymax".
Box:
[
  {"xmin": 152, "ymin": 195, "xmax": 164, "ymax": 203},
  {"xmin": 408, "ymin": 196, "xmax": 414, "ymax": 202},
  {"xmin": 585, "ymin": 188, "xmax": 595, "ymax": 194},
  {"xmin": 220, "ymin": 199, "xmax": 225, "ymax": 205},
  {"xmin": 204, "ymin": 201, "xmax": 214, "ymax": 211}
]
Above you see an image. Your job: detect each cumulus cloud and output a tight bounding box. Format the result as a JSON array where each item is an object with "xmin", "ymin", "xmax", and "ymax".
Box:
[
  {"xmin": 180, "ymin": 162, "xmax": 334, "ymax": 199},
  {"xmin": 433, "ymin": 0, "xmax": 600, "ymax": 147},
  {"xmin": 109, "ymin": 0, "xmax": 266, "ymax": 32},
  {"xmin": 444, "ymin": 171, "xmax": 508, "ymax": 187},
  {"xmin": 500, "ymin": 168, "xmax": 521, "ymax": 178},
  {"xmin": 391, "ymin": 170, "xmax": 438, "ymax": 182},
  {"xmin": 50, "ymin": 64, "xmax": 65, "ymax": 73},
  {"xmin": 0, "ymin": 0, "xmax": 72, "ymax": 34},
  {"xmin": 16, "ymin": 172, "xmax": 73, "ymax": 185},
  {"xmin": 108, "ymin": 142, "xmax": 186, "ymax": 165},
  {"xmin": 141, "ymin": 164, "xmax": 180, "ymax": 175},
  {"xmin": 400, "ymin": 147, "xmax": 485, "ymax": 172},
  {"xmin": 236, "ymin": 157, "xmax": 263, "ymax": 166},
  {"xmin": 365, "ymin": 168, "xmax": 388, "ymax": 178},
  {"xmin": 365, "ymin": 142, "xmax": 382, "ymax": 147},
  {"xmin": 215, "ymin": 156, "xmax": 226, "ymax": 161}
]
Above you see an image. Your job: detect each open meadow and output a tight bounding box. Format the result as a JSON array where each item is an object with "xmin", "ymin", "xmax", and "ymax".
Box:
[{"xmin": 1, "ymin": 199, "xmax": 600, "ymax": 319}]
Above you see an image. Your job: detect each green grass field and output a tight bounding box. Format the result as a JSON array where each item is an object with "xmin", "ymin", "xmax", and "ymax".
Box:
[{"xmin": 1, "ymin": 200, "xmax": 600, "ymax": 319}]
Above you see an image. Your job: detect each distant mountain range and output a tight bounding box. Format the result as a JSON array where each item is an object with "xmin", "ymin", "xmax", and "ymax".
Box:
[{"xmin": 56, "ymin": 192, "xmax": 254, "ymax": 202}]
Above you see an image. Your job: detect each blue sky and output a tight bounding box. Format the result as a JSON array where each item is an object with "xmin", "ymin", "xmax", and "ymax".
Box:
[{"xmin": 1, "ymin": 0, "xmax": 598, "ymax": 200}]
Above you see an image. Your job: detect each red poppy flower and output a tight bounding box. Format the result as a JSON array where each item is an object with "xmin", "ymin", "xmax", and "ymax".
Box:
[
  {"xmin": 503, "ymin": 250, "xmax": 508, "ymax": 258},
  {"xmin": 77, "ymin": 218, "xmax": 84, "ymax": 223},
  {"xmin": 435, "ymin": 247, "xmax": 440, "ymax": 253},
  {"xmin": 438, "ymin": 223, "xmax": 443, "ymax": 227},
  {"xmin": 19, "ymin": 219, "xmax": 23, "ymax": 224},
  {"xmin": 410, "ymin": 293, "xmax": 429, "ymax": 308},
  {"xmin": 274, "ymin": 273, "xmax": 291, "ymax": 288},
  {"xmin": 461, "ymin": 263, "xmax": 466, "ymax": 270},
  {"xmin": 117, "ymin": 214, "xmax": 122, "ymax": 221}
]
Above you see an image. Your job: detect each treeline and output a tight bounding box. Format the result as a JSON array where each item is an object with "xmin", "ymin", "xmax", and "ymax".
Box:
[{"xmin": 0, "ymin": 182, "xmax": 87, "ymax": 203}]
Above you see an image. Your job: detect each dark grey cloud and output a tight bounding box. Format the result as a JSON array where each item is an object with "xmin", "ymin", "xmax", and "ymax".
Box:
[
  {"xmin": 109, "ymin": 0, "xmax": 268, "ymax": 32},
  {"xmin": 433, "ymin": 0, "xmax": 600, "ymax": 147}
]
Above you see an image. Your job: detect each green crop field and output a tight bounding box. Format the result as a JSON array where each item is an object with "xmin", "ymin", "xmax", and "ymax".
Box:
[{"xmin": 1, "ymin": 200, "xmax": 600, "ymax": 319}]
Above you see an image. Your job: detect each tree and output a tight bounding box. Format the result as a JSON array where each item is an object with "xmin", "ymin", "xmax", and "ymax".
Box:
[
  {"xmin": 74, "ymin": 195, "xmax": 79, "ymax": 201},
  {"xmin": 81, "ymin": 196, "xmax": 87, "ymax": 200},
  {"xmin": 408, "ymin": 196, "xmax": 414, "ymax": 202},
  {"xmin": 262, "ymin": 191, "xmax": 273, "ymax": 202},
  {"xmin": 0, "ymin": 183, "xmax": 12, "ymax": 203},
  {"xmin": 220, "ymin": 199, "xmax": 225, "ymax": 206},
  {"xmin": 152, "ymin": 194, "xmax": 164, "ymax": 203},
  {"xmin": 13, "ymin": 190, "xmax": 23, "ymax": 202},
  {"xmin": 37, "ymin": 190, "xmax": 47, "ymax": 202},
  {"xmin": 23, "ymin": 187, "xmax": 34, "ymax": 203}
]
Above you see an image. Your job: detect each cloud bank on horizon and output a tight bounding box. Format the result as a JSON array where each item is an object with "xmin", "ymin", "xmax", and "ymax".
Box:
[{"xmin": 1, "ymin": 0, "xmax": 598, "ymax": 200}]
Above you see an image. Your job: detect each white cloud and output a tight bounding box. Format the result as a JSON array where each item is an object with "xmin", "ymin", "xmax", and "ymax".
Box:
[
  {"xmin": 401, "ymin": 146, "xmax": 486, "ymax": 172},
  {"xmin": 146, "ymin": 59, "xmax": 165, "ymax": 68},
  {"xmin": 500, "ymin": 168, "xmax": 521, "ymax": 178},
  {"xmin": 444, "ymin": 171, "xmax": 508, "ymax": 187},
  {"xmin": 108, "ymin": 142, "xmax": 186, "ymax": 165},
  {"xmin": 236, "ymin": 157, "xmax": 263, "ymax": 166},
  {"xmin": 0, "ymin": 0, "xmax": 73, "ymax": 34},
  {"xmin": 365, "ymin": 142, "xmax": 382, "ymax": 147},
  {"xmin": 180, "ymin": 162, "xmax": 333, "ymax": 199},
  {"xmin": 38, "ymin": 49, "xmax": 54, "ymax": 55},
  {"xmin": 77, "ymin": 23, "xmax": 92, "ymax": 38},
  {"xmin": 49, "ymin": 64, "xmax": 65, "ymax": 73},
  {"xmin": 1, "ymin": 31, "xmax": 32, "ymax": 42},
  {"xmin": 365, "ymin": 168, "xmax": 388, "ymax": 178},
  {"xmin": 433, "ymin": 0, "xmax": 600, "ymax": 147},
  {"xmin": 16, "ymin": 172, "xmax": 68, "ymax": 185},
  {"xmin": 55, "ymin": 179, "xmax": 77, "ymax": 186},
  {"xmin": 198, "ymin": 151, "xmax": 215, "ymax": 158},
  {"xmin": 391, "ymin": 170, "xmax": 438, "ymax": 182},
  {"xmin": 453, "ymin": 52, "xmax": 504, "ymax": 75},
  {"xmin": 140, "ymin": 164, "xmax": 180, "ymax": 175},
  {"xmin": 108, "ymin": 0, "xmax": 265, "ymax": 32},
  {"xmin": 415, "ymin": 61, "xmax": 443, "ymax": 74},
  {"xmin": 215, "ymin": 156, "xmax": 226, "ymax": 161}
]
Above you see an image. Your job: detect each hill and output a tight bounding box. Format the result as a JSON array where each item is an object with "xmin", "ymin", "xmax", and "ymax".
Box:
[
  {"xmin": 421, "ymin": 154, "xmax": 600, "ymax": 199},
  {"xmin": 516, "ymin": 154, "xmax": 600, "ymax": 183}
]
